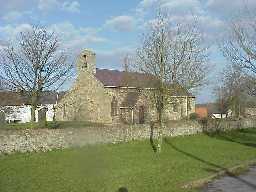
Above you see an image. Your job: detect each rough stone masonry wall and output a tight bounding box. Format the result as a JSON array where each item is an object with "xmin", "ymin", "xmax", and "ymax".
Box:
[
  {"xmin": 55, "ymin": 49, "xmax": 112, "ymax": 123},
  {"xmin": 55, "ymin": 71, "xmax": 112, "ymax": 123},
  {"xmin": 1, "ymin": 119, "xmax": 256, "ymax": 155},
  {"xmin": 106, "ymin": 88, "xmax": 156, "ymax": 123},
  {"xmin": 106, "ymin": 87, "xmax": 196, "ymax": 124},
  {"xmin": 164, "ymin": 96, "xmax": 195, "ymax": 120}
]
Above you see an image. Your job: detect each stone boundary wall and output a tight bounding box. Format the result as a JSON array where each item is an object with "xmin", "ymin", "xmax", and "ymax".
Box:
[
  {"xmin": 0, "ymin": 119, "xmax": 255, "ymax": 155},
  {"xmin": 202, "ymin": 118, "xmax": 256, "ymax": 132}
]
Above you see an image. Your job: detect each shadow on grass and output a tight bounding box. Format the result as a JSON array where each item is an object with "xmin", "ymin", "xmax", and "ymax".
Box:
[
  {"xmin": 205, "ymin": 129, "xmax": 256, "ymax": 148},
  {"xmin": 163, "ymin": 137, "xmax": 256, "ymax": 190},
  {"xmin": 118, "ymin": 187, "xmax": 128, "ymax": 192},
  {"xmin": 150, "ymin": 122, "xmax": 157, "ymax": 153}
]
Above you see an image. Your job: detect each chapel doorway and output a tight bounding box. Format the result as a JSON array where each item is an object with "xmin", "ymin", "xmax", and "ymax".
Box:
[{"xmin": 139, "ymin": 106, "xmax": 145, "ymax": 124}]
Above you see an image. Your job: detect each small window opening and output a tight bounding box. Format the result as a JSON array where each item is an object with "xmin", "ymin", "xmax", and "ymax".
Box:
[
  {"xmin": 173, "ymin": 102, "xmax": 179, "ymax": 112},
  {"xmin": 111, "ymin": 97, "xmax": 118, "ymax": 116},
  {"xmin": 82, "ymin": 55, "xmax": 88, "ymax": 68},
  {"xmin": 188, "ymin": 99, "xmax": 192, "ymax": 111}
]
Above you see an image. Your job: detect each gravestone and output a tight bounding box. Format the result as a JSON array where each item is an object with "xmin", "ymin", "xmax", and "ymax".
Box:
[
  {"xmin": 0, "ymin": 110, "xmax": 5, "ymax": 125},
  {"xmin": 37, "ymin": 107, "xmax": 47, "ymax": 124}
]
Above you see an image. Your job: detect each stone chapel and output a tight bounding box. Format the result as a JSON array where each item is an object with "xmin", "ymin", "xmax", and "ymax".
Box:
[{"xmin": 55, "ymin": 49, "xmax": 195, "ymax": 124}]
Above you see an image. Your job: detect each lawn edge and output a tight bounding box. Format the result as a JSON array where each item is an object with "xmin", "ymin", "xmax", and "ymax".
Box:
[{"xmin": 182, "ymin": 159, "xmax": 256, "ymax": 190}]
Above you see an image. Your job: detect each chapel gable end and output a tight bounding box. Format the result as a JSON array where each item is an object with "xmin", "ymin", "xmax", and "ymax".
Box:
[{"xmin": 77, "ymin": 49, "xmax": 96, "ymax": 75}]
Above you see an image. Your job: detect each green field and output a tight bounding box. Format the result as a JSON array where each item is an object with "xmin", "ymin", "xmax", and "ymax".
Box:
[{"xmin": 0, "ymin": 128, "xmax": 256, "ymax": 192}]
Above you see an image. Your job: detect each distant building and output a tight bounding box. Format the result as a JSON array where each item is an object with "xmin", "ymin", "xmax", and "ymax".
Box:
[
  {"xmin": 0, "ymin": 91, "xmax": 63, "ymax": 123},
  {"xmin": 196, "ymin": 103, "xmax": 229, "ymax": 119},
  {"xmin": 56, "ymin": 49, "xmax": 196, "ymax": 124},
  {"xmin": 244, "ymin": 108, "xmax": 256, "ymax": 117},
  {"xmin": 195, "ymin": 105, "xmax": 208, "ymax": 119}
]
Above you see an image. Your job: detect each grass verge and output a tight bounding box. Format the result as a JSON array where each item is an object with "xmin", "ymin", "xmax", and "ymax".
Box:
[{"xmin": 0, "ymin": 128, "xmax": 256, "ymax": 192}]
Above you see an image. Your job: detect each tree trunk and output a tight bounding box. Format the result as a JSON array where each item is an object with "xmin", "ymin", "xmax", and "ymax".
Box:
[
  {"xmin": 31, "ymin": 92, "xmax": 39, "ymax": 122},
  {"xmin": 156, "ymin": 94, "xmax": 164, "ymax": 153},
  {"xmin": 157, "ymin": 109, "xmax": 163, "ymax": 153},
  {"xmin": 31, "ymin": 105, "xmax": 36, "ymax": 122}
]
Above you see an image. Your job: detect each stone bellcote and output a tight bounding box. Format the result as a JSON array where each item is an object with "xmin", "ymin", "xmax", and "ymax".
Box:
[{"xmin": 77, "ymin": 49, "xmax": 96, "ymax": 74}]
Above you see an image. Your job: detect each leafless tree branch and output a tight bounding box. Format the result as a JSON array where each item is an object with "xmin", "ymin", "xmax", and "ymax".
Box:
[{"xmin": 0, "ymin": 25, "xmax": 74, "ymax": 121}]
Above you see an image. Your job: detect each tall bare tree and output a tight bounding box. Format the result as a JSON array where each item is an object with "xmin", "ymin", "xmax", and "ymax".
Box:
[
  {"xmin": 221, "ymin": 11, "xmax": 256, "ymax": 95},
  {"xmin": 213, "ymin": 85, "xmax": 229, "ymax": 119},
  {"xmin": 216, "ymin": 63, "xmax": 256, "ymax": 118},
  {"xmin": 0, "ymin": 26, "xmax": 73, "ymax": 122},
  {"xmin": 222, "ymin": 65, "xmax": 247, "ymax": 117},
  {"xmin": 134, "ymin": 11, "xmax": 208, "ymax": 152}
]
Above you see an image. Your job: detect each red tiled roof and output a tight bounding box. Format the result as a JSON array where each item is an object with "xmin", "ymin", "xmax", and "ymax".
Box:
[
  {"xmin": 196, "ymin": 103, "xmax": 224, "ymax": 115},
  {"xmin": 195, "ymin": 106, "xmax": 208, "ymax": 118}
]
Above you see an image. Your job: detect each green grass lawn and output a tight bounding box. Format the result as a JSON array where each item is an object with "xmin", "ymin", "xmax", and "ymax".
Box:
[{"xmin": 0, "ymin": 128, "xmax": 256, "ymax": 192}]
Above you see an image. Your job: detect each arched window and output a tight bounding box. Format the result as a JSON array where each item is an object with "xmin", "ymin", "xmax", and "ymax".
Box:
[
  {"xmin": 111, "ymin": 96, "xmax": 118, "ymax": 116},
  {"xmin": 173, "ymin": 102, "xmax": 179, "ymax": 112},
  {"xmin": 139, "ymin": 106, "xmax": 145, "ymax": 124},
  {"xmin": 187, "ymin": 98, "xmax": 192, "ymax": 111},
  {"xmin": 63, "ymin": 104, "xmax": 66, "ymax": 118}
]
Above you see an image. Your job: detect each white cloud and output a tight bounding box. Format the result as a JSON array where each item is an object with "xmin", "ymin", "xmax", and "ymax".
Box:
[
  {"xmin": 206, "ymin": 0, "xmax": 256, "ymax": 16},
  {"xmin": 105, "ymin": 15, "xmax": 136, "ymax": 32},
  {"xmin": 167, "ymin": 14, "xmax": 224, "ymax": 30},
  {"xmin": 2, "ymin": 11, "xmax": 23, "ymax": 21},
  {"xmin": 0, "ymin": 0, "xmax": 36, "ymax": 20},
  {"xmin": 62, "ymin": 1, "xmax": 80, "ymax": 13},
  {"xmin": 136, "ymin": 0, "xmax": 203, "ymax": 17},
  {"xmin": 48, "ymin": 22, "xmax": 107, "ymax": 51},
  {"xmin": 0, "ymin": 22, "xmax": 106, "ymax": 53},
  {"xmin": 136, "ymin": 0, "xmax": 226, "ymax": 43},
  {"xmin": 38, "ymin": 0, "xmax": 80, "ymax": 13},
  {"xmin": 96, "ymin": 47, "xmax": 135, "ymax": 70},
  {"xmin": 139, "ymin": 0, "xmax": 157, "ymax": 8},
  {"xmin": 0, "ymin": 0, "xmax": 31, "ymax": 11},
  {"xmin": 38, "ymin": 0, "xmax": 59, "ymax": 12},
  {"xmin": 0, "ymin": 24, "xmax": 33, "ymax": 38},
  {"xmin": 160, "ymin": 0, "xmax": 203, "ymax": 15},
  {"xmin": 136, "ymin": 0, "xmax": 157, "ymax": 15}
]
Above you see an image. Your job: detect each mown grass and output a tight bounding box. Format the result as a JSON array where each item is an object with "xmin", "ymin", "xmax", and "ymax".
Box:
[{"xmin": 0, "ymin": 128, "xmax": 256, "ymax": 192}]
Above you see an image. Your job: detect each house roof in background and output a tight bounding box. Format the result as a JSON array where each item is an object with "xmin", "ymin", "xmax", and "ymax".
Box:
[
  {"xmin": 0, "ymin": 91, "xmax": 26, "ymax": 106},
  {"xmin": 195, "ymin": 106, "xmax": 208, "ymax": 118},
  {"xmin": 0, "ymin": 91, "xmax": 65, "ymax": 106},
  {"xmin": 196, "ymin": 103, "xmax": 224, "ymax": 115}
]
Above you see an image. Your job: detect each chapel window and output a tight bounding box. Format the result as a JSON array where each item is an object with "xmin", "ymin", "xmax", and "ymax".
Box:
[
  {"xmin": 173, "ymin": 102, "xmax": 179, "ymax": 112},
  {"xmin": 188, "ymin": 99, "xmax": 192, "ymax": 111},
  {"xmin": 111, "ymin": 96, "xmax": 118, "ymax": 116}
]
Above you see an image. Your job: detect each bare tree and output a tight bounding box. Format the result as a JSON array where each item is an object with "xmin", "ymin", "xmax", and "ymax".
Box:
[
  {"xmin": 217, "ymin": 63, "xmax": 255, "ymax": 118},
  {"xmin": 221, "ymin": 11, "xmax": 256, "ymax": 95},
  {"xmin": 213, "ymin": 85, "xmax": 229, "ymax": 119},
  {"xmin": 222, "ymin": 65, "xmax": 246, "ymax": 117},
  {"xmin": 134, "ymin": 11, "xmax": 208, "ymax": 152},
  {"xmin": 0, "ymin": 26, "xmax": 73, "ymax": 122}
]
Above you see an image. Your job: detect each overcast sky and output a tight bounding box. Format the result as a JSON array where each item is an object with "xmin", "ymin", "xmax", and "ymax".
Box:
[{"xmin": 0, "ymin": 0, "xmax": 256, "ymax": 103}]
